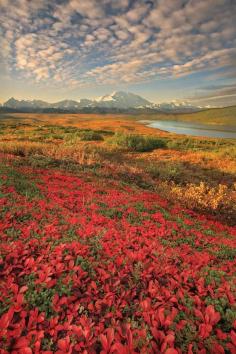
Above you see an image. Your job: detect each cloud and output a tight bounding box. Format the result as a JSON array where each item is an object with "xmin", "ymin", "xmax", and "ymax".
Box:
[
  {"xmin": 13, "ymin": 31, "xmax": 74, "ymax": 81},
  {"xmin": 33, "ymin": 67, "xmax": 49, "ymax": 81},
  {"xmin": 0, "ymin": 0, "xmax": 235, "ymax": 90},
  {"xmin": 126, "ymin": 3, "xmax": 150, "ymax": 22},
  {"xmin": 70, "ymin": 0, "xmax": 105, "ymax": 18},
  {"xmin": 187, "ymin": 82, "xmax": 236, "ymax": 107},
  {"xmin": 86, "ymin": 59, "xmax": 145, "ymax": 84}
]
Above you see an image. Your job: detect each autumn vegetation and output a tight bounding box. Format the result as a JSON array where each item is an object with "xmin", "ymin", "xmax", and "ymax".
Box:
[
  {"xmin": 0, "ymin": 113, "xmax": 235, "ymax": 353},
  {"xmin": 0, "ymin": 113, "xmax": 235, "ymax": 223}
]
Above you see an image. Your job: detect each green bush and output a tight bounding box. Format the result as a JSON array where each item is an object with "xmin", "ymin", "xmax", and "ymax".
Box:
[
  {"xmin": 147, "ymin": 163, "xmax": 182, "ymax": 183},
  {"xmin": 112, "ymin": 133, "xmax": 166, "ymax": 152},
  {"xmin": 64, "ymin": 130, "xmax": 103, "ymax": 144},
  {"xmin": 166, "ymin": 137, "xmax": 234, "ymax": 152},
  {"xmin": 78, "ymin": 130, "xmax": 103, "ymax": 141}
]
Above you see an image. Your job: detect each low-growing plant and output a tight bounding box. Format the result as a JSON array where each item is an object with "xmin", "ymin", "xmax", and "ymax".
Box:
[
  {"xmin": 212, "ymin": 244, "xmax": 236, "ymax": 260},
  {"xmin": 78, "ymin": 130, "xmax": 104, "ymax": 141},
  {"xmin": 111, "ymin": 132, "xmax": 166, "ymax": 152},
  {"xmin": 0, "ymin": 164, "xmax": 42, "ymax": 200},
  {"xmin": 64, "ymin": 130, "xmax": 104, "ymax": 145},
  {"xmin": 0, "ymin": 159, "xmax": 236, "ymax": 353},
  {"xmin": 169, "ymin": 182, "xmax": 234, "ymax": 212},
  {"xmin": 147, "ymin": 163, "xmax": 182, "ymax": 183},
  {"xmin": 0, "ymin": 141, "xmax": 45, "ymax": 157},
  {"xmin": 99, "ymin": 207, "xmax": 123, "ymax": 219}
]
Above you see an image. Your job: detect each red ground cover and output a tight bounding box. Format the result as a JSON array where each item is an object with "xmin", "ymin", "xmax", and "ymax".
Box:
[{"xmin": 0, "ymin": 165, "xmax": 236, "ymax": 353}]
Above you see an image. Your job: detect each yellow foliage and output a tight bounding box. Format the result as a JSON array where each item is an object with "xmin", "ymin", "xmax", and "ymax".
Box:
[{"xmin": 165, "ymin": 181, "xmax": 235, "ymax": 213}]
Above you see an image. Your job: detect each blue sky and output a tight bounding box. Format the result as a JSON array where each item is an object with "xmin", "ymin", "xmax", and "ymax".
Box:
[{"xmin": 0, "ymin": 0, "xmax": 236, "ymax": 106}]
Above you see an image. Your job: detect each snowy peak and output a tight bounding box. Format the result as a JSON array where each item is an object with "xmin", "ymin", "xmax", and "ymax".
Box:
[
  {"xmin": 95, "ymin": 91, "xmax": 152, "ymax": 109},
  {"xmin": 95, "ymin": 92, "xmax": 199, "ymax": 111},
  {"xmin": 2, "ymin": 92, "xmax": 201, "ymax": 112},
  {"xmin": 3, "ymin": 98, "xmax": 94, "ymax": 110},
  {"xmin": 156, "ymin": 101, "xmax": 201, "ymax": 112},
  {"xmin": 51, "ymin": 100, "xmax": 82, "ymax": 109},
  {"xmin": 96, "ymin": 94, "xmax": 115, "ymax": 102},
  {"xmin": 4, "ymin": 98, "xmax": 49, "ymax": 109}
]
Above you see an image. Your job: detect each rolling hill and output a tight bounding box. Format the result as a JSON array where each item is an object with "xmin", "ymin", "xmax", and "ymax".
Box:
[{"xmin": 139, "ymin": 105, "xmax": 236, "ymax": 126}]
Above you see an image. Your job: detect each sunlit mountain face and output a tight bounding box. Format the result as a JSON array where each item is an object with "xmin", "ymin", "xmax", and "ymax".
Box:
[
  {"xmin": 0, "ymin": 0, "xmax": 236, "ymax": 107},
  {"xmin": 1, "ymin": 91, "xmax": 202, "ymax": 113}
]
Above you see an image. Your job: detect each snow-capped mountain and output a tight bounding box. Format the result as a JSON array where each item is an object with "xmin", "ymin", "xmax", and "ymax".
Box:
[
  {"xmin": 51, "ymin": 99, "xmax": 95, "ymax": 109},
  {"xmin": 50, "ymin": 100, "xmax": 80, "ymax": 109},
  {"xmin": 95, "ymin": 91, "xmax": 154, "ymax": 109},
  {"xmin": 2, "ymin": 92, "xmax": 201, "ymax": 112},
  {"xmin": 157, "ymin": 101, "xmax": 200, "ymax": 112},
  {"xmin": 3, "ymin": 97, "xmax": 94, "ymax": 110},
  {"xmin": 4, "ymin": 98, "xmax": 50, "ymax": 109}
]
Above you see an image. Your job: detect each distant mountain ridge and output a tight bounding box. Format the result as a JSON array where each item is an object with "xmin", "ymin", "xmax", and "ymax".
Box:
[{"xmin": 1, "ymin": 91, "xmax": 202, "ymax": 113}]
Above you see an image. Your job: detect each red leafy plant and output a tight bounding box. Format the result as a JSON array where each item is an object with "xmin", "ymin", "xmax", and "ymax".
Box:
[{"xmin": 0, "ymin": 163, "xmax": 236, "ymax": 353}]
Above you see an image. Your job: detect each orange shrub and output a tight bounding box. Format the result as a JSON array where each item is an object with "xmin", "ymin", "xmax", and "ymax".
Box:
[{"xmin": 161, "ymin": 181, "xmax": 236, "ymax": 218}]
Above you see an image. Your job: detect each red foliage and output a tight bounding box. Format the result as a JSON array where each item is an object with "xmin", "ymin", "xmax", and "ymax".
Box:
[{"xmin": 0, "ymin": 165, "xmax": 236, "ymax": 353}]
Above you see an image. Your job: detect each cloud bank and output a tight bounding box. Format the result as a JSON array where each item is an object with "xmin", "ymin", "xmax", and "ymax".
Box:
[{"xmin": 0, "ymin": 0, "xmax": 235, "ymax": 97}]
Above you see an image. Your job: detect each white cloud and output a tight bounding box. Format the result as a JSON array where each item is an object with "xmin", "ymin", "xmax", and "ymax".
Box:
[
  {"xmin": 34, "ymin": 67, "xmax": 49, "ymax": 81},
  {"xmin": 126, "ymin": 3, "xmax": 149, "ymax": 22},
  {"xmin": 70, "ymin": 0, "xmax": 105, "ymax": 18},
  {"xmin": 0, "ymin": 0, "xmax": 235, "ymax": 88}
]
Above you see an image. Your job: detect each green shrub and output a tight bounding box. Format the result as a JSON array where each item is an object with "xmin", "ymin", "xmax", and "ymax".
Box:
[
  {"xmin": 112, "ymin": 133, "xmax": 166, "ymax": 152},
  {"xmin": 96, "ymin": 130, "xmax": 114, "ymax": 136},
  {"xmin": 78, "ymin": 130, "xmax": 103, "ymax": 141},
  {"xmin": 166, "ymin": 137, "xmax": 234, "ymax": 152},
  {"xmin": 147, "ymin": 163, "xmax": 182, "ymax": 183},
  {"xmin": 65, "ymin": 130, "xmax": 104, "ymax": 142}
]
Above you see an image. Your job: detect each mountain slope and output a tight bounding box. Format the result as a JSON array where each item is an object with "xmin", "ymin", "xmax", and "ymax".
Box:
[
  {"xmin": 2, "ymin": 91, "xmax": 202, "ymax": 113},
  {"xmin": 96, "ymin": 91, "xmax": 154, "ymax": 109},
  {"xmin": 4, "ymin": 98, "xmax": 50, "ymax": 109}
]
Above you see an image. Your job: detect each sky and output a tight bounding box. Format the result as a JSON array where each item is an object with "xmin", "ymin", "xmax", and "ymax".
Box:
[{"xmin": 0, "ymin": 0, "xmax": 236, "ymax": 106}]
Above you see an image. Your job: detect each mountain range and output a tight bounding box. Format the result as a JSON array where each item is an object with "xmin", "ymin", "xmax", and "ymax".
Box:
[{"xmin": 0, "ymin": 91, "xmax": 201, "ymax": 113}]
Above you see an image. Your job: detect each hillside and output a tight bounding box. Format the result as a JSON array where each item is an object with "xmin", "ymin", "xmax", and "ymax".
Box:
[{"xmin": 142, "ymin": 105, "xmax": 236, "ymax": 127}]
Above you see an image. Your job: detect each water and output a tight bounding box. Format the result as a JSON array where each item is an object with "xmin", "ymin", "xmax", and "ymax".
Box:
[{"xmin": 141, "ymin": 120, "xmax": 236, "ymax": 139}]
